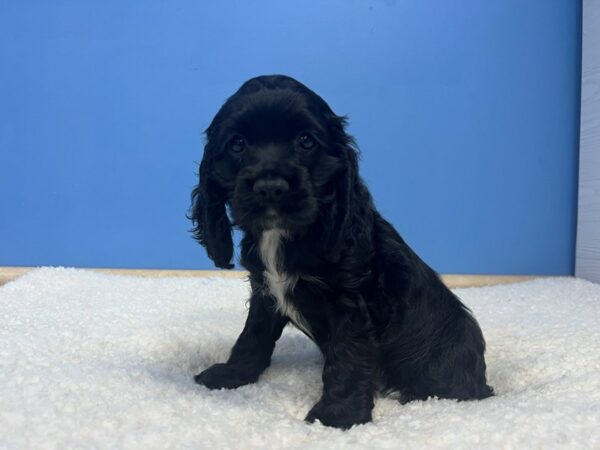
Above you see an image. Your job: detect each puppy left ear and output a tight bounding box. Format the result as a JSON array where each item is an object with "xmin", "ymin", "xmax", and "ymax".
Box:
[
  {"xmin": 189, "ymin": 154, "xmax": 234, "ymax": 269},
  {"xmin": 323, "ymin": 116, "xmax": 365, "ymax": 260}
]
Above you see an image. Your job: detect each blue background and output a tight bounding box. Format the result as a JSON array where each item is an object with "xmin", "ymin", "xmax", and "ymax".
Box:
[{"xmin": 0, "ymin": 1, "xmax": 581, "ymax": 274}]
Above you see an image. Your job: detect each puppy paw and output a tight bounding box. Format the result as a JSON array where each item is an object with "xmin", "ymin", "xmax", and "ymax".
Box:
[
  {"xmin": 194, "ymin": 363, "xmax": 258, "ymax": 390},
  {"xmin": 305, "ymin": 399, "xmax": 372, "ymax": 429}
]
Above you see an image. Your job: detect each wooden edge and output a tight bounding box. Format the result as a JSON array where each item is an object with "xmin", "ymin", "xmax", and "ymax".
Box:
[
  {"xmin": 0, "ymin": 266, "xmax": 540, "ymax": 288},
  {"xmin": 0, "ymin": 267, "xmax": 33, "ymax": 285},
  {"xmin": 440, "ymin": 274, "xmax": 537, "ymax": 288},
  {"xmin": 0, "ymin": 267, "xmax": 247, "ymax": 286}
]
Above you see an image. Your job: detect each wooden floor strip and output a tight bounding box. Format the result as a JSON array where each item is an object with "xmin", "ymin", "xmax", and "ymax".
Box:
[{"xmin": 0, "ymin": 266, "xmax": 538, "ymax": 288}]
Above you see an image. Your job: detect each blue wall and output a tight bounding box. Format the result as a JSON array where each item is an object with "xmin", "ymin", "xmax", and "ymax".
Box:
[{"xmin": 0, "ymin": 1, "xmax": 581, "ymax": 274}]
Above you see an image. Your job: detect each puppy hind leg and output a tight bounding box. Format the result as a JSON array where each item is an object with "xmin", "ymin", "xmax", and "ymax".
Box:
[
  {"xmin": 379, "ymin": 334, "xmax": 493, "ymax": 403},
  {"xmin": 420, "ymin": 340, "xmax": 494, "ymax": 401}
]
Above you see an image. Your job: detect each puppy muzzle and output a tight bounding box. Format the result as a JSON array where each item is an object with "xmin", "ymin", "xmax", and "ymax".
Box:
[{"xmin": 231, "ymin": 162, "xmax": 317, "ymax": 232}]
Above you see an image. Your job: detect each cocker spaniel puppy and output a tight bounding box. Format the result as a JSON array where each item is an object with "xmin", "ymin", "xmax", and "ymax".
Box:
[{"xmin": 190, "ymin": 75, "xmax": 493, "ymax": 429}]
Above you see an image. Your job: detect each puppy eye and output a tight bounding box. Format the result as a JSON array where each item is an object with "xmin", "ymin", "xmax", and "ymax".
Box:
[
  {"xmin": 298, "ymin": 133, "xmax": 316, "ymax": 150},
  {"xmin": 229, "ymin": 136, "xmax": 246, "ymax": 153}
]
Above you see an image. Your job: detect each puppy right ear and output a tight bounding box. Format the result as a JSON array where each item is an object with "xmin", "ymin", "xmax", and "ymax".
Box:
[{"xmin": 189, "ymin": 148, "xmax": 234, "ymax": 269}]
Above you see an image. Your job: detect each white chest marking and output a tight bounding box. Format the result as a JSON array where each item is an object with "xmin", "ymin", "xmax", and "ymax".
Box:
[{"xmin": 259, "ymin": 229, "xmax": 312, "ymax": 338}]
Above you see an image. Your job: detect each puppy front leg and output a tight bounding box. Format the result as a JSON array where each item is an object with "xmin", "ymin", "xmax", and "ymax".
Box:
[
  {"xmin": 195, "ymin": 292, "xmax": 287, "ymax": 389},
  {"xmin": 306, "ymin": 308, "xmax": 376, "ymax": 429}
]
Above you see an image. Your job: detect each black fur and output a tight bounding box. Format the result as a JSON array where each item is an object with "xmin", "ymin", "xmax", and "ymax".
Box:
[{"xmin": 190, "ymin": 75, "xmax": 493, "ymax": 429}]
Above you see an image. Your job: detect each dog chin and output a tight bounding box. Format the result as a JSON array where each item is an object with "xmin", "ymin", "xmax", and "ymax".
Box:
[
  {"xmin": 250, "ymin": 210, "xmax": 312, "ymax": 234},
  {"xmin": 260, "ymin": 209, "xmax": 283, "ymax": 230},
  {"xmin": 233, "ymin": 200, "xmax": 319, "ymax": 234}
]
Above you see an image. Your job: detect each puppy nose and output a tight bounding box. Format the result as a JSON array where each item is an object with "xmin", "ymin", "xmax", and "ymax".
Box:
[{"xmin": 253, "ymin": 177, "xmax": 289, "ymax": 201}]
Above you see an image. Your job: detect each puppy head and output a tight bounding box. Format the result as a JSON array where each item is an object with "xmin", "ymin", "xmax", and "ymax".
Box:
[{"xmin": 191, "ymin": 75, "xmax": 359, "ymax": 269}]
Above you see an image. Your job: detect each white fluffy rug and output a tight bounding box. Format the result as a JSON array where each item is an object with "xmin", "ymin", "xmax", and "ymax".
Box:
[{"xmin": 1, "ymin": 268, "xmax": 599, "ymax": 449}]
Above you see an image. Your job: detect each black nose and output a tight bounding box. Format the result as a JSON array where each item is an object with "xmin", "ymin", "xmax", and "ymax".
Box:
[{"xmin": 253, "ymin": 177, "xmax": 290, "ymax": 201}]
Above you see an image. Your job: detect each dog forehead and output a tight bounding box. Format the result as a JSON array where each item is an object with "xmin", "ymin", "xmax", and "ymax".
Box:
[{"xmin": 229, "ymin": 92, "xmax": 322, "ymax": 140}]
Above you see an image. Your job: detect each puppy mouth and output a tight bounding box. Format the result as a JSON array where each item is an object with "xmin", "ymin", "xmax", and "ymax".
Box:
[
  {"xmin": 262, "ymin": 208, "xmax": 281, "ymax": 229},
  {"xmin": 231, "ymin": 170, "xmax": 319, "ymax": 233},
  {"xmin": 231, "ymin": 196, "xmax": 317, "ymax": 233}
]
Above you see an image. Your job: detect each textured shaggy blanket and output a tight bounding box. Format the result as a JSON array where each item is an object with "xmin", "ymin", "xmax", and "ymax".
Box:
[{"xmin": 1, "ymin": 268, "xmax": 599, "ymax": 449}]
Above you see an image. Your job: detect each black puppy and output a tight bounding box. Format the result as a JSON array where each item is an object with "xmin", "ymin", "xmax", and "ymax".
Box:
[{"xmin": 190, "ymin": 75, "xmax": 493, "ymax": 429}]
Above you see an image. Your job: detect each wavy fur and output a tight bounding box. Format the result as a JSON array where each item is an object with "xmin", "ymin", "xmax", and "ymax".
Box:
[{"xmin": 191, "ymin": 75, "xmax": 493, "ymax": 429}]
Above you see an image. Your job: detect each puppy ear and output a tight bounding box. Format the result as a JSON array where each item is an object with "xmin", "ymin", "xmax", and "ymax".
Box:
[
  {"xmin": 324, "ymin": 117, "xmax": 366, "ymax": 260},
  {"xmin": 189, "ymin": 148, "xmax": 234, "ymax": 269}
]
